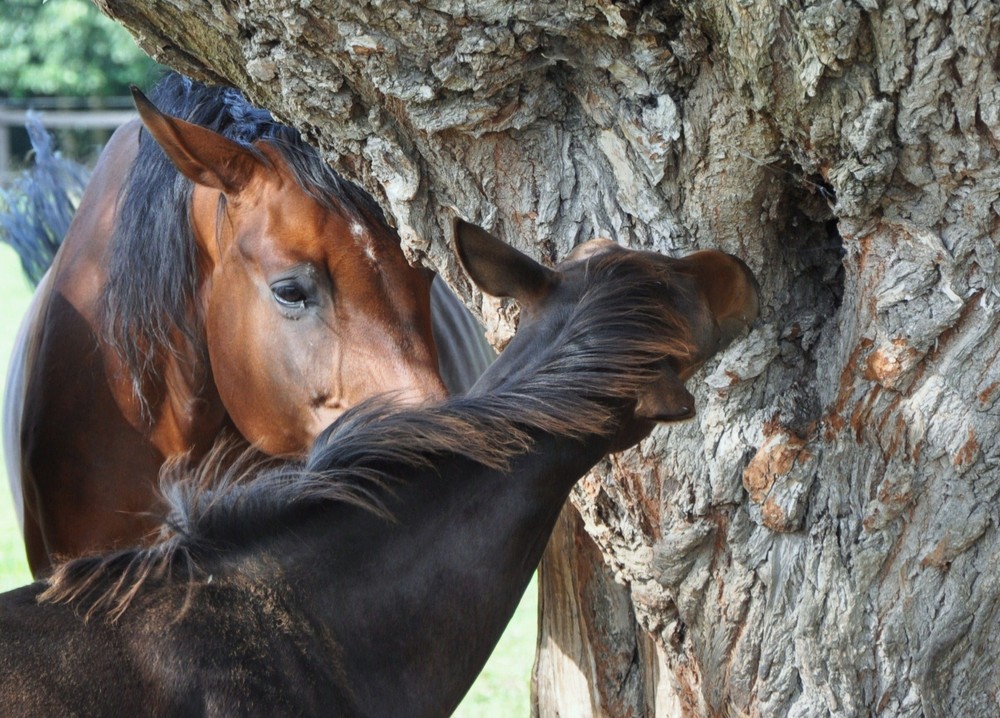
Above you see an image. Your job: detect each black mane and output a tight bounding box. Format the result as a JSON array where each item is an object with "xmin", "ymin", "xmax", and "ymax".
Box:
[
  {"xmin": 45, "ymin": 250, "xmax": 699, "ymax": 619},
  {"xmin": 101, "ymin": 71, "xmax": 391, "ymax": 419}
]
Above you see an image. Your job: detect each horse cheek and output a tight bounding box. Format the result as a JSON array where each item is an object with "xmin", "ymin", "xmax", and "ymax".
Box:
[{"xmin": 204, "ymin": 296, "xmax": 262, "ymax": 435}]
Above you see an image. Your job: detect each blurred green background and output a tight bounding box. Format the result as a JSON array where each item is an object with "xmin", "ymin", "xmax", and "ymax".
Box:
[
  {"xmin": 1, "ymin": 0, "xmax": 156, "ymax": 98},
  {"xmin": 0, "ymin": 246, "xmax": 33, "ymax": 592},
  {"xmin": 0, "ymin": 0, "xmax": 537, "ymax": 714}
]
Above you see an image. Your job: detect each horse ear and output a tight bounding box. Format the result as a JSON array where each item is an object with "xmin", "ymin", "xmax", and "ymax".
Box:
[
  {"xmin": 674, "ymin": 250, "xmax": 761, "ymax": 347},
  {"xmin": 130, "ymin": 86, "xmax": 259, "ymax": 195},
  {"xmin": 454, "ymin": 219, "xmax": 557, "ymax": 303},
  {"xmin": 635, "ymin": 364, "xmax": 696, "ymax": 423}
]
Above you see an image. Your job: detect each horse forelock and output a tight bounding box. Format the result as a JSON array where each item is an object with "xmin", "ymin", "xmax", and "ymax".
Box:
[
  {"xmin": 48, "ymin": 249, "xmax": 700, "ymax": 619},
  {"xmin": 100, "ymin": 72, "xmax": 396, "ymax": 421}
]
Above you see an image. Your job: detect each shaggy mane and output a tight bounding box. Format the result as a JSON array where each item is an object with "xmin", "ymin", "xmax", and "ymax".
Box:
[
  {"xmin": 100, "ymin": 71, "xmax": 392, "ymax": 421},
  {"xmin": 43, "ymin": 250, "xmax": 699, "ymax": 620}
]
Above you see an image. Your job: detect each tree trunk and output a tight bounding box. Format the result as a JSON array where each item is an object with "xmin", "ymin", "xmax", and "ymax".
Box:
[{"xmin": 97, "ymin": 0, "xmax": 1000, "ymax": 714}]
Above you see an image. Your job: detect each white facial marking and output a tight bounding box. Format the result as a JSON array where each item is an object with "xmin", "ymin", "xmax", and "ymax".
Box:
[{"xmin": 352, "ymin": 221, "xmax": 379, "ymax": 263}]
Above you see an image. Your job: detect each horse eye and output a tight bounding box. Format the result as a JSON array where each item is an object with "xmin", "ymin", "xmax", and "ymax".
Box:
[{"xmin": 271, "ymin": 281, "xmax": 309, "ymax": 309}]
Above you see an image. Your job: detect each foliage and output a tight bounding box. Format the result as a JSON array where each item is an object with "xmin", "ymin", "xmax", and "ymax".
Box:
[{"xmin": 0, "ymin": 0, "xmax": 158, "ymax": 98}]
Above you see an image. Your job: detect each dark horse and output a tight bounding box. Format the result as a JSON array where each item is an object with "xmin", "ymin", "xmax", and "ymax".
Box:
[
  {"xmin": 3, "ymin": 73, "xmax": 492, "ymax": 575},
  {"xmin": 0, "ymin": 221, "xmax": 759, "ymax": 716}
]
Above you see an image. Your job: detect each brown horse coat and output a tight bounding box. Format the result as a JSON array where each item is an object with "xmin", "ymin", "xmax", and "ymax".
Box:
[{"xmin": 4, "ymin": 75, "xmax": 491, "ymax": 574}]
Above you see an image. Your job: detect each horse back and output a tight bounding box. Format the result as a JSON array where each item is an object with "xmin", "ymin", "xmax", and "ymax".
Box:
[
  {"xmin": 0, "ymin": 576, "xmax": 353, "ymax": 717},
  {"xmin": 0, "ymin": 582, "xmax": 147, "ymax": 716}
]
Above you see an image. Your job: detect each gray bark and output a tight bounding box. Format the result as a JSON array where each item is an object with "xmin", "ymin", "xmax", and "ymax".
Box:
[{"xmin": 97, "ymin": 0, "xmax": 1000, "ymax": 714}]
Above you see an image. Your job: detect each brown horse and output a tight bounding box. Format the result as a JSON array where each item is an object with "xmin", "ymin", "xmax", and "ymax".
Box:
[
  {"xmin": 0, "ymin": 220, "xmax": 759, "ymax": 717},
  {"xmin": 3, "ymin": 73, "xmax": 492, "ymax": 576}
]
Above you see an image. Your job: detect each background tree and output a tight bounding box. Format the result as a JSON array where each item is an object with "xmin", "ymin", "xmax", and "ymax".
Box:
[
  {"xmin": 1, "ymin": 0, "xmax": 157, "ymax": 98},
  {"xmin": 1, "ymin": 0, "xmax": 160, "ymax": 167},
  {"xmin": 92, "ymin": 0, "xmax": 999, "ymax": 714}
]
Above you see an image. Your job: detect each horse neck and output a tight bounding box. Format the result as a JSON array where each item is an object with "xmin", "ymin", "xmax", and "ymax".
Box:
[
  {"xmin": 267, "ymin": 428, "xmax": 610, "ymax": 717},
  {"xmin": 145, "ymin": 345, "xmax": 227, "ymax": 458},
  {"xmin": 141, "ymin": 193, "xmax": 227, "ymax": 458}
]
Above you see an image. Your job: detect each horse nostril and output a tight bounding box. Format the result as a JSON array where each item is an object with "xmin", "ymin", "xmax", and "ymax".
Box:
[{"xmin": 311, "ymin": 393, "xmax": 347, "ymax": 412}]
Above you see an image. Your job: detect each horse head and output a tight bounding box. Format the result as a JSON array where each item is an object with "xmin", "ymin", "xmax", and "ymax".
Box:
[
  {"xmin": 454, "ymin": 220, "xmax": 760, "ymax": 451},
  {"xmin": 131, "ymin": 88, "xmax": 447, "ymax": 455}
]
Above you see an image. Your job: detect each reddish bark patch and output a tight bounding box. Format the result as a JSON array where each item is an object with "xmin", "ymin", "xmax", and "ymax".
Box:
[
  {"xmin": 979, "ymin": 382, "xmax": 999, "ymax": 406},
  {"xmin": 761, "ymin": 498, "xmax": 788, "ymax": 532},
  {"xmin": 862, "ymin": 339, "xmax": 921, "ymax": 389},
  {"xmin": 954, "ymin": 429, "xmax": 979, "ymax": 467},
  {"xmin": 921, "ymin": 538, "xmax": 953, "ymax": 569},
  {"xmin": 743, "ymin": 431, "xmax": 808, "ymax": 502}
]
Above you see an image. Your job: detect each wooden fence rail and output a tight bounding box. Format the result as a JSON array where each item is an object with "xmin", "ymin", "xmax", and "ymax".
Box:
[{"xmin": 0, "ymin": 103, "xmax": 134, "ymax": 180}]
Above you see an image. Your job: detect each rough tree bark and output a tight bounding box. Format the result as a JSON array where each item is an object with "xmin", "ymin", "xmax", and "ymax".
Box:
[{"xmin": 95, "ymin": 0, "xmax": 999, "ymax": 715}]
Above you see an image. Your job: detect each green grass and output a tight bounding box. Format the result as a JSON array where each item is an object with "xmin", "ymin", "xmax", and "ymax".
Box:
[
  {"xmin": 0, "ymin": 244, "xmax": 34, "ymax": 593},
  {"xmin": 454, "ymin": 574, "xmax": 538, "ymax": 716},
  {"xmin": 0, "ymin": 242, "xmax": 536, "ymax": 712}
]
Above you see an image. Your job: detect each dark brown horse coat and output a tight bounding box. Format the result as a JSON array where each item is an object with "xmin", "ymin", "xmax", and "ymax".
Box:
[{"xmin": 0, "ymin": 221, "xmax": 759, "ymax": 717}]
